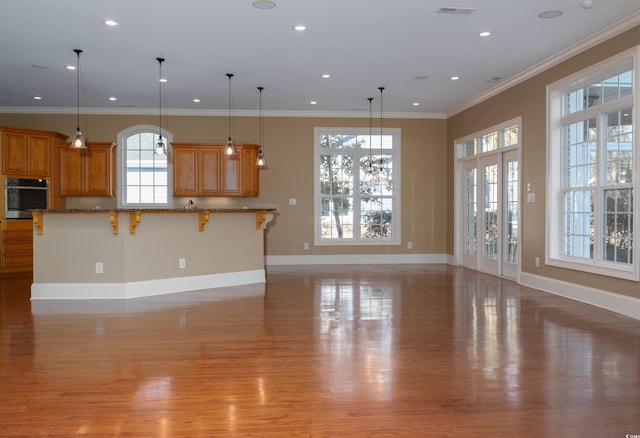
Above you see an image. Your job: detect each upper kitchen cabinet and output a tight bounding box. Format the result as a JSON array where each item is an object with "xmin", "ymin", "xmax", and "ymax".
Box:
[
  {"xmin": 1, "ymin": 126, "xmax": 67, "ymax": 178},
  {"xmin": 172, "ymin": 143, "xmax": 259, "ymax": 197},
  {"xmin": 55, "ymin": 142, "xmax": 116, "ymax": 197}
]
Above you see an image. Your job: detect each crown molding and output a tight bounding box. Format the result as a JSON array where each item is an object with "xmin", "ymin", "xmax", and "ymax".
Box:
[
  {"xmin": 0, "ymin": 106, "xmax": 446, "ymax": 120},
  {"xmin": 447, "ymin": 10, "xmax": 640, "ymax": 118}
]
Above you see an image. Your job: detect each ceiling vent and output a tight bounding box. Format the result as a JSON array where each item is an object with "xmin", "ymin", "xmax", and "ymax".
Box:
[
  {"xmin": 437, "ymin": 7, "xmax": 475, "ymax": 15},
  {"xmin": 486, "ymin": 76, "xmax": 504, "ymax": 84}
]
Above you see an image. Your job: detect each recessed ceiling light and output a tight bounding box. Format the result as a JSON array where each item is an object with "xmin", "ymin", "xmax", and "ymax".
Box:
[
  {"xmin": 103, "ymin": 19, "xmax": 119, "ymax": 26},
  {"xmin": 479, "ymin": 31, "xmax": 491, "ymax": 37},
  {"xmin": 193, "ymin": 98, "xmax": 201, "ymax": 103},
  {"xmin": 322, "ymin": 74, "xmax": 331, "ymax": 78},
  {"xmin": 33, "ymin": 96, "xmax": 42, "ymax": 100},
  {"xmin": 310, "ymin": 100, "xmax": 317, "ymax": 105},
  {"xmin": 294, "ymin": 25, "xmax": 306, "ymax": 31},
  {"xmin": 159, "ymin": 78, "xmax": 167, "ymax": 83},
  {"xmin": 450, "ymin": 76, "xmax": 460, "ymax": 81},
  {"xmin": 412, "ymin": 102, "xmax": 420, "ymax": 106},
  {"xmin": 108, "ymin": 97, "xmax": 117, "ymax": 101},
  {"xmin": 31, "ymin": 64, "xmax": 48, "ymax": 70},
  {"xmin": 65, "ymin": 65, "xmax": 76, "ymax": 71},
  {"xmin": 581, "ymin": 0, "xmax": 594, "ymax": 9},
  {"xmin": 538, "ymin": 10, "xmax": 562, "ymax": 19},
  {"xmin": 252, "ymin": 0, "xmax": 276, "ymax": 9}
]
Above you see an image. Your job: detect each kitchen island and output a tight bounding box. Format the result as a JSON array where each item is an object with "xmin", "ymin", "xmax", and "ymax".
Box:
[{"xmin": 30, "ymin": 208, "xmax": 275, "ymax": 300}]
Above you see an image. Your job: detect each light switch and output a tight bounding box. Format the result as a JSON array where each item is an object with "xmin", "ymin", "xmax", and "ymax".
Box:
[{"xmin": 289, "ymin": 198, "xmax": 297, "ymax": 206}]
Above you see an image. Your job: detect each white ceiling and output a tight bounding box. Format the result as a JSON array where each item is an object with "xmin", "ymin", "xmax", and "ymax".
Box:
[{"xmin": 1, "ymin": 0, "xmax": 640, "ymax": 118}]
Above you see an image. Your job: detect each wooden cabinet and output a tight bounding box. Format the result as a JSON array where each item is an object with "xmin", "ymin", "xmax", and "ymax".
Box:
[
  {"xmin": 1, "ymin": 126, "xmax": 66, "ymax": 177},
  {"xmin": 1, "ymin": 228, "xmax": 32, "ymax": 269},
  {"xmin": 55, "ymin": 142, "xmax": 115, "ymax": 197},
  {"xmin": 172, "ymin": 143, "xmax": 259, "ymax": 197}
]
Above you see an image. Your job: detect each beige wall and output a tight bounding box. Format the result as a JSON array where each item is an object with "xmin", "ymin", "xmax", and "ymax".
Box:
[
  {"xmin": 447, "ymin": 26, "xmax": 640, "ymax": 298},
  {"xmin": 0, "ymin": 112, "xmax": 448, "ymax": 257}
]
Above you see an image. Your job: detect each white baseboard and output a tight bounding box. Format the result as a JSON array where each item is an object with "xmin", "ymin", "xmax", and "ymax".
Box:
[
  {"xmin": 265, "ymin": 253, "xmax": 447, "ymax": 266},
  {"xmin": 520, "ymin": 271, "xmax": 640, "ymax": 320},
  {"xmin": 31, "ymin": 269, "xmax": 265, "ymax": 300}
]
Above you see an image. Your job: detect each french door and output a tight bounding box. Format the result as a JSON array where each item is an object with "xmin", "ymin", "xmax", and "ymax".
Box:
[{"xmin": 460, "ymin": 150, "xmax": 519, "ymax": 279}]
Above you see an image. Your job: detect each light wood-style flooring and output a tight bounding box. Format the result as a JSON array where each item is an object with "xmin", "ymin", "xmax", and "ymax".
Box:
[{"xmin": 1, "ymin": 265, "xmax": 639, "ymax": 437}]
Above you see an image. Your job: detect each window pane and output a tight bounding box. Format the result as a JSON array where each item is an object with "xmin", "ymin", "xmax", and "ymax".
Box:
[
  {"xmin": 565, "ymin": 119, "xmax": 596, "ymax": 188},
  {"xmin": 124, "ymin": 131, "xmax": 169, "ymax": 206},
  {"xmin": 481, "ymin": 132, "xmax": 498, "ymax": 153},
  {"xmin": 321, "ymin": 197, "xmax": 353, "ymax": 238},
  {"xmin": 606, "ymin": 107, "xmax": 633, "ymax": 184},
  {"xmin": 503, "ymin": 126, "xmax": 519, "ymax": 147},
  {"xmin": 505, "ymin": 160, "xmax": 519, "ymax": 264},
  {"xmin": 563, "ymin": 190, "xmax": 594, "ymax": 259},
  {"xmin": 603, "ymin": 189, "xmax": 633, "ymax": 264}
]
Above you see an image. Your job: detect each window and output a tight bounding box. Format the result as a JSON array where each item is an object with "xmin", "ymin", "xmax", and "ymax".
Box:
[
  {"xmin": 314, "ymin": 127, "xmax": 400, "ymax": 245},
  {"xmin": 117, "ymin": 125, "xmax": 173, "ymax": 208},
  {"xmin": 547, "ymin": 48, "xmax": 637, "ymax": 279}
]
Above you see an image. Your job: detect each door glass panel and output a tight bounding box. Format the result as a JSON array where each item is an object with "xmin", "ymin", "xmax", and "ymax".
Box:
[
  {"xmin": 465, "ymin": 167, "xmax": 477, "ymax": 256},
  {"xmin": 484, "ymin": 164, "xmax": 498, "ymax": 259},
  {"xmin": 505, "ymin": 159, "xmax": 519, "ymax": 264}
]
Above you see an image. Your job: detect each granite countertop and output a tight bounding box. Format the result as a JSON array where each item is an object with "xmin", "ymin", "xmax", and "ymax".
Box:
[{"xmin": 31, "ymin": 208, "xmax": 276, "ymax": 213}]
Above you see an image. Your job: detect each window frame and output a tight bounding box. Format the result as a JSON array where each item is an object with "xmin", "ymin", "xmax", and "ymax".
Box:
[
  {"xmin": 546, "ymin": 47, "xmax": 639, "ymax": 280},
  {"xmin": 314, "ymin": 127, "xmax": 401, "ymax": 246},
  {"xmin": 117, "ymin": 124, "xmax": 174, "ymax": 209}
]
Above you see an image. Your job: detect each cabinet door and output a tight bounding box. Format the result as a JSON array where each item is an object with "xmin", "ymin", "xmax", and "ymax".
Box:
[
  {"xmin": 56, "ymin": 148, "xmax": 84, "ymax": 196},
  {"xmin": 221, "ymin": 152, "xmax": 241, "ymax": 195},
  {"xmin": 27, "ymin": 134, "xmax": 51, "ymax": 176},
  {"xmin": 84, "ymin": 145, "xmax": 114, "ymax": 196},
  {"xmin": 199, "ymin": 148, "xmax": 221, "ymax": 195},
  {"xmin": 241, "ymin": 146, "xmax": 259, "ymax": 196},
  {"xmin": 173, "ymin": 147, "xmax": 198, "ymax": 196},
  {"xmin": 2, "ymin": 131, "xmax": 28, "ymax": 175}
]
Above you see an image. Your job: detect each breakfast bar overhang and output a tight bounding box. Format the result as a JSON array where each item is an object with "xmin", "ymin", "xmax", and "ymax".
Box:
[{"xmin": 30, "ymin": 208, "xmax": 275, "ymax": 300}]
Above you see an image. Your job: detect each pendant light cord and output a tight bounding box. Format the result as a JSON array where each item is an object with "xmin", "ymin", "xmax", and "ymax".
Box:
[
  {"xmin": 379, "ymin": 87, "xmax": 385, "ymax": 170},
  {"xmin": 258, "ymin": 87, "xmax": 264, "ymax": 147},
  {"xmin": 74, "ymin": 49, "xmax": 82, "ymax": 130},
  {"xmin": 157, "ymin": 58, "xmax": 164, "ymax": 140},
  {"xmin": 227, "ymin": 73, "xmax": 234, "ymax": 143},
  {"xmin": 368, "ymin": 97, "xmax": 373, "ymax": 172}
]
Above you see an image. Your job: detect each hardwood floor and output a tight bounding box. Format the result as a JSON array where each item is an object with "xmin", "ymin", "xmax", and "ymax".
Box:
[{"xmin": 1, "ymin": 264, "xmax": 639, "ymax": 437}]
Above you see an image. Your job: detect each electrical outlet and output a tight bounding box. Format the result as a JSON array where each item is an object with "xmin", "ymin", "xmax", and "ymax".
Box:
[
  {"xmin": 303, "ymin": 242, "xmax": 309, "ymax": 250},
  {"xmin": 179, "ymin": 258, "xmax": 186, "ymax": 269},
  {"xmin": 407, "ymin": 241, "xmax": 413, "ymax": 249},
  {"xmin": 95, "ymin": 262, "xmax": 103, "ymax": 274},
  {"xmin": 535, "ymin": 256, "xmax": 540, "ymax": 268}
]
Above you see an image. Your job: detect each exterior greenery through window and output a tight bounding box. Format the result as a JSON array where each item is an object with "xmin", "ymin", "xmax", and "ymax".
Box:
[
  {"xmin": 547, "ymin": 48, "xmax": 637, "ymax": 279},
  {"xmin": 118, "ymin": 126, "xmax": 172, "ymax": 208},
  {"xmin": 314, "ymin": 127, "xmax": 400, "ymax": 245}
]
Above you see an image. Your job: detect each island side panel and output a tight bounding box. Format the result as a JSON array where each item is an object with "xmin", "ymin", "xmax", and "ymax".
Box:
[
  {"xmin": 33, "ymin": 213, "xmax": 126, "ymax": 284},
  {"xmin": 122, "ymin": 212, "xmax": 265, "ymax": 282}
]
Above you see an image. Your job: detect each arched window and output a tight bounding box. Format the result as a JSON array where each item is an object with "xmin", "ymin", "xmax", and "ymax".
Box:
[{"xmin": 117, "ymin": 125, "xmax": 173, "ymax": 208}]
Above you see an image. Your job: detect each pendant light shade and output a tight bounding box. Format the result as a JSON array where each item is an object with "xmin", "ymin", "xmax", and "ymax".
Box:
[
  {"xmin": 70, "ymin": 49, "xmax": 87, "ymax": 149},
  {"xmin": 225, "ymin": 73, "xmax": 236, "ymax": 155},
  {"xmin": 155, "ymin": 57, "xmax": 168, "ymax": 156},
  {"xmin": 256, "ymin": 86, "xmax": 267, "ymax": 167}
]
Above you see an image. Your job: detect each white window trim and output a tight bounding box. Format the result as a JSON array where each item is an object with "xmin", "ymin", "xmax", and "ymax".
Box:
[
  {"xmin": 314, "ymin": 127, "xmax": 401, "ymax": 246},
  {"xmin": 117, "ymin": 124, "xmax": 174, "ymax": 209},
  {"xmin": 546, "ymin": 47, "xmax": 639, "ymax": 280}
]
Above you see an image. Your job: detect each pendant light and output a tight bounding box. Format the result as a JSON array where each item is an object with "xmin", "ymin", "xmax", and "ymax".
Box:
[
  {"xmin": 256, "ymin": 86, "xmax": 267, "ymax": 167},
  {"xmin": 155, "ymin": 57, "xmax": 168, "ymax": 156},
  {"xmin": 377, "ymin": 86, "xmax": 386, "ymax": 175},
  {"xmin": 70, "ymin": 49, "xmax": 87, "ymax": 149},
  {"xmin": 366, "ymin": 97, "xmax": 374, "ymax": 176},
  {"xmin": 225, "ymin": 73, "xmax": 236, "ymax": 155}
]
